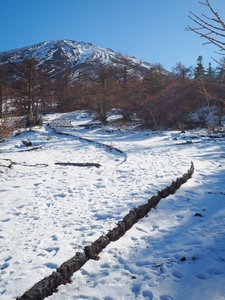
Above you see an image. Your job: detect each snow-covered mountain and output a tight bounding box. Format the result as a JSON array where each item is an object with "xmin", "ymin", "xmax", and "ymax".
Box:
[{"xmin": 0, "ymin": 40, "xmax": 152, "ymax": 79}]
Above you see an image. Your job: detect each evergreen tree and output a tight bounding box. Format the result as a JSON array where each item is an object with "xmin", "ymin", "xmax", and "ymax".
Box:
[
  {"xmin": 206, "ymin": 62, "xmax": 214, "ymax": 81},
  {"xmin": 194, "ymin": 55, "xmax": 205, "ymax": 78}
]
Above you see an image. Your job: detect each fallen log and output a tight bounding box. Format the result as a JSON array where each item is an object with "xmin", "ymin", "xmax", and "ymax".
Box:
[
  {"xmin": 0, "ymin": 159, "xmax": 48, "ymax": 168},
  {"xmin": 55, "ymin": 162, "xmax": 101, "ymax": 168},
  {"xmin": 18, "ymin": 145, "xmax": 43, "ymax": 152}
]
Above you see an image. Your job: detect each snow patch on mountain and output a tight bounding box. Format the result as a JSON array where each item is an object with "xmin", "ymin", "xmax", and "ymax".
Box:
[{"xmin": 0, "ymin": 40, "xmax": 152, "ymax": 71}]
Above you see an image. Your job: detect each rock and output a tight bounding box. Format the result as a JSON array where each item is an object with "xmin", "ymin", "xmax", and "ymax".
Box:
[
  {"xmin": 194, "ymin": 213, "xmax": 203, "ymax": 217},
  {"xmin": 106, "ymin": 221, "xmax": 126, "ymax": 242},
  {"xmin": 180, "ymin": 173, "xmax": 189, "ymax": 184},
  {"xmin": 122, "ymin": 210, "xmax": 137, "ymax": 230},
  {"xmin": 175, "ymin": 177, "xmax": 183, "ymax": 189},
  {"xmin": 134, "ymin": 203, "xmax": 151, "ymax": 219},
  {"xmin": 168, "ymin": 181, "xmax": 177, "ymax": 194},
  {"xmin": 84, "ymin": 236, "xmax": 110, "ymax": 259},
  {"xmin": 17, "ymin": 271, "xmax": 61, "ymax": 300},
  {"xmin": 148, "ymin": 195, "xmax": 161, "ymax": 207},
  {"xmin": 57, "ymin": 252, "xmax": 88, "ymax": 280},
  {"xmin": 180, "ymin": 257, "xmax": 186, "ymax": 262},
  {"xmin": 22, "ymin": 141, "xmax": 32, "ymax": 147},
  {"xmin": 158, "ymin": 187, "xmax": 170, "ymax": 198}
]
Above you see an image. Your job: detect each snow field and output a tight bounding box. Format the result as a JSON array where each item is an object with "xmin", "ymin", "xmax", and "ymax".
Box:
[
  {"xmin": 0, "ymin": 111, "xmax": 225, "ymax": 299},
  {"xmin": 48, "ymin": 130, "xmax": 225, "ymax": 300}
]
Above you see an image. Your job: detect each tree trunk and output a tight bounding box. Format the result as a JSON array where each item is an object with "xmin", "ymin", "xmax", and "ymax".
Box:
[{"xmin": 0, "ymin": 85, "xmax": 2, "ymax": 117}]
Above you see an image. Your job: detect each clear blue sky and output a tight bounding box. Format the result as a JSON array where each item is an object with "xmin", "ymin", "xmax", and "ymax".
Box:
[{"xmin": 1, "ymin": 0, "xmax": 225, "ymax": 71}]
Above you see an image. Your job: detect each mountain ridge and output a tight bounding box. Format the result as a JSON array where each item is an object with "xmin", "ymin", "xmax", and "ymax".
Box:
[{"xmin": 0, "ymin": 39, "xmax": 152, "ymax": 79}]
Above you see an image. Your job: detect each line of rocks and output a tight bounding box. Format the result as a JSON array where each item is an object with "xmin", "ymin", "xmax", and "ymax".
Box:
[
  {"xmin": 47, "ymin": 124, "xmax": 127, "ymax": 158},
  {"xmin": 17, "ymin": 162, "xmax": 194, "ymax": 300}
]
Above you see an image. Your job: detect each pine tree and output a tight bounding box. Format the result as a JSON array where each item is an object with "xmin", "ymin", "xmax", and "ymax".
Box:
[
  {"xmin": 194, "ymin": 56, "xmax": 205, "ymax": 78},
  {"xmin": 206, "ymin": 62, "xmax": 214, "ymax": 81}
]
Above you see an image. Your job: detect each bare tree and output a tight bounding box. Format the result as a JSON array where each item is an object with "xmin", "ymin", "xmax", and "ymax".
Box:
[
  {"xmin": 0, "ymin": 64, "xmax": 9, "ymax": 117},
  {"xmin": 88, "ymin": 59, "xmax": 117, "ymax": 123},
  {"xmin": 112, "ymin": 53, "xmax": 141, "ymax": 87},
  {"xmin": 186, "ymin": 0, "xmax": 225, "ymax": 61},
  {"xmin": 9, "ymin": 57, "xmax": 50, "ymax": 126},
  {"xmin": 143, "ymin": 63, "xmax": 167, "ymax": 96},
  {"xmin": 57, "ymin": 53, "xmax": 75, "ymax": 111},
  {"xmin": 186, "ymin": 0, "xmax": 225, "ymax": 122},
  {"xmin": 172, "ymin": 61, "xmax": 193, "ymax": 81},
  {"xmin": 0, "ymin": 111, "xmax": 20, "ymax": 140},
  {"xmin": 91, "ymin": 58, "xmax": 115, "ymax": 93}
]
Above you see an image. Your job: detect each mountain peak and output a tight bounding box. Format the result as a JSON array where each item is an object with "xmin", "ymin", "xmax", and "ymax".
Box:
[{"xmin": 0, "ymin": 39, "xmax": 152, "ymax": 79}]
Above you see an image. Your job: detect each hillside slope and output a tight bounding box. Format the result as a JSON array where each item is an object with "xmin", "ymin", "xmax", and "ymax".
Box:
[{"xmin": 0, "ymin": 40, "xmax": 152, "ymax": 79}]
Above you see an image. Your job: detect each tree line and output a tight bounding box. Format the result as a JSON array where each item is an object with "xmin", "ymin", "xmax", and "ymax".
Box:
[
  {"xmin": 0, "ymin": 0, "xmax": 225, "ymax": 139},
  {"xmin": 0, "ymin": 53, "xmax": 225, "ymax": 137}
]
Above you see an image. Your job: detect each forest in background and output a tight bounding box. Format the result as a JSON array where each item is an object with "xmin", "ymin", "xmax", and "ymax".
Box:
[{"xmin": 0, "ymin": 0, "xmax": 225, "ymax": 139}]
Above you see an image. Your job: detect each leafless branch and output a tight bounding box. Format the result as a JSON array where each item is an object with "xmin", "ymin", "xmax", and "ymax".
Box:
[{"xmin": 186, "ymin": 0, "xmax": 225, "ymax": 53}]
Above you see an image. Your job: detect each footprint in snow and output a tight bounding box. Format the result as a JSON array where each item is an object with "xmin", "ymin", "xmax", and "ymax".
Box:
[
  {"xmin": 172, "ymin": 270, "xmax": 183, "ymax": 281},
  {"xmin": 176, "ymin": 214, "xmax": 184, "ymax": 221},
  {"xmin": 207, "ymin": 267, "xmax": 224, "ymax": 275},
  {"xmin": 45, "ymin": 247, "xmax": 60, "ymax": 256},
  {"xmin": 160, "ymin": 296, "xmax": 174, "ymax": 300},
  {"xmin": 1, "ymin": 218, "xmax": 11, "ymax": 222},
  {"xmin": 152, "ymin": 225, "xmax": 159, "ymax": 230},
  {"xmin": 94, "ymin": 213, "xmax": 113, "ymax": 220},
  {"xmin": 131, "ymin": 283, "xmax": 142, "ymax": 297},
  {"xmin": 0, "ymin": 289, "xmax": 6, "ymax": 295},
  {"xmin": 100, "ymin": 263, "xmax": 110, "ymax": 269},
  {"xmin": 5, "ymin": 256, "xmax": 12, "ymax": 262},
  {"xmin": 1, "ymin": 262, "xmax": 9, "ymax": 270},
  {"xmin": 142, "ymin": 290, "xmax": 154, "ymax": 299},
  {"xmin": 53, "ymin": 193, "xmax": 67, "ymax": 198},
  {"xmin": 44, "ymin": 262, "xmax": 58, "ymax": 269},
  {"xmin": 195, "ymin": 272, "xmax": 208, "ymax": 280}
]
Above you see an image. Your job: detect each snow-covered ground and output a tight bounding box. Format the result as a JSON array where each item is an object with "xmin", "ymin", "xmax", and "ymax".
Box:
[{"xmin": 0, "ymin": 111, "xmax": 225, "ymax": 300}]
